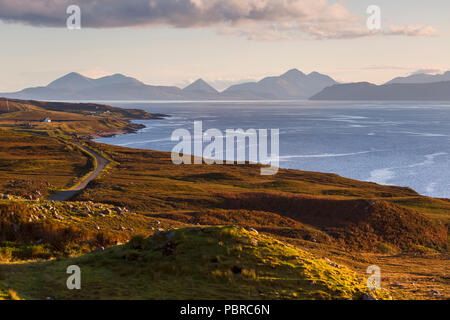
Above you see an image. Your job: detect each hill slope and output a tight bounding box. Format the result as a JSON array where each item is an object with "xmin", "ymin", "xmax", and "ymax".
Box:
[{"xmin": 0, "ymin": 226, "xmax": 384, "ymax": 300}]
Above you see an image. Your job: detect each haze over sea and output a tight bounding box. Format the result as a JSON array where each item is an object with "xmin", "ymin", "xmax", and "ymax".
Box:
[{"xmin": 94, "ymin": 101, "xmax": 450, "ymax": 198}]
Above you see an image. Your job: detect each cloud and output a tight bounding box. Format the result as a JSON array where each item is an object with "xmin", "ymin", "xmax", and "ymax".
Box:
[
  {"xmin": 385, "ymin": 25, "xmax": 437, "ymax": 37},
  {"xmin": 0, "ymin": 0, "xmax": 438, "ymax": 40},
  {"xmin": 410, "ymin": 68, "xmax": 444, "ymax": 75}
]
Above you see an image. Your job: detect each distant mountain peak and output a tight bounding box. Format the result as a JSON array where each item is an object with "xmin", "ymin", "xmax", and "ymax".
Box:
[
  {"xmin": 183, "ymin": 78, "xmax": 218, "ymax": 94},
  {"xmin": 282, "ymin": 68, "xmax": 306, "ymax": 77},
  {"xmin": 386, "ymin": 70, "xmax": 450, "ymax": 85},
  {"xmin": 47, "ymin": 72, "xmax": 93, "ymax": 89},
  {"xmin": 66, "ymin": 71, "xmax": 85, "ymax": 77},
  {"xmin": 103, "ymin": 73, "xmax": 129, "ymax": 79},
  {"xmin": 53, "ymin": 72, "xmax": 89, "ymax": 80},
  {"xmin": 107, "ymin": 73, "xmax": 128, "ymax": 78}
]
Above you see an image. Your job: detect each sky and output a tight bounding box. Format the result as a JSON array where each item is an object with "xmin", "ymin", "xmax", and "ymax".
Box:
[{"xmin": 0, "ymin": 0, "xmax": 450, "ymax": 92}]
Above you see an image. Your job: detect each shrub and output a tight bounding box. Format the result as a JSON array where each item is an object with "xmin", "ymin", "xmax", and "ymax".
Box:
[
  {"xmin": 129, "ymin": 235, "xmax": 146, "ymax": 250},
  {"xmin": 377, "ymin": 242, "xmax": 397, "ymax": 254}
]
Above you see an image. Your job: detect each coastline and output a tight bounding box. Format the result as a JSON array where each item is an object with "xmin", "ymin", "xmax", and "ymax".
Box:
[
  {"xmin": 81, "ymin": 112, "xmax": 169, "ymax": 140},
  {"xmin": 82, "ymin": 122, "xmax": 147, "ymax": 140},
  {"xmin": 92, "ymin": 115, "xmax": 448, "ymax": 200}
]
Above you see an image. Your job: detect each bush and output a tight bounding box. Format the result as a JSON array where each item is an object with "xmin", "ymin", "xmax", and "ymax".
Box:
[
  {"xmin": 0, "ymin": 202, "xmax": 124, "ymax": 260},
  {"xmin": 0, "ymin": 246, "xmax": 13, "ymax": 262},
  {"xmin": 377, "ymin": 242, "xmax": 397, "ymax": 254},
  {"xmin": 129, "ymin": 235, "xmax": 146, "ymax": 250}
]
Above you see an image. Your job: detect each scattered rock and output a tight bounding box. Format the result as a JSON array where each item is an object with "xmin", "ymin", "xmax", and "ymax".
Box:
[
  {"xmin": 231, "ymin": 266, "xmax": 242, "ymax": 274},
  {"xmin": 362, "ymin": 293, "xmax": 377, "ymax": 300},
  {"xmin": 163, "ymin": 241, "xmax": 177, "ymax": 256},
  {"xmin": 430, "ymin": 290, "xmax": 440, "ymax": 295},
  {"xmin": 327, "ymin": 262, "xmax": 340, "ymax": 268},
  {"xmin": 166, "ymin": 231, "xmax": 176, "ymax": 239},
  {"xmin": 245, "ymin": 227, "xmax": 259, "ymax": 235},
  {"xmin": 154, "ymin": 228, "xmax": 165, "ymax": 235}
]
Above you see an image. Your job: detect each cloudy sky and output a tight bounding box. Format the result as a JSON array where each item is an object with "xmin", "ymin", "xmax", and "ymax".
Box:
[{"xmin": 0, "ymin": 0, "xmax": 449, "ymax": 91}]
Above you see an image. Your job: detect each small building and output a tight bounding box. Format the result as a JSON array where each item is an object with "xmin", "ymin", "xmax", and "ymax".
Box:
[{"xmin": 40, "ymin": 118, "xmax": 52, "ymax": 123}]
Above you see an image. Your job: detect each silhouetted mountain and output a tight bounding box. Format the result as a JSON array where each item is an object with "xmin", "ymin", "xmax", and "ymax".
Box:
[
  {"xmin": 182, "ymin": 79, "xmax": 219, "ymax": 99},
  {"xmin": 386, "ymin": 71, "xmax": 450, "ymax": 85},
  {"xmin": 47, "ymin": 72, "xmax": 94, "ymax": 90},
  {"xmin": 222, "ymin": 69, "xmax": 337, "ymax": 99},
  {"xmin": 1, "ymin": 70, "xmax": 337, "ymax": 100},
  {"xmin": 183, "ymin": 79, "xmax": 218, "ymax": 94},
  {"xmin": 310, "ymin": 81, "xmax": 450, "ymax": 101},
  {"xmin": 2, "ymin": 72, "xmax": 183, "ymax": 100}
]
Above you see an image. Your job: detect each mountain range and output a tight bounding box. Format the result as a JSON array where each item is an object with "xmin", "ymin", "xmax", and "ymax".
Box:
[
  {"xmin": 310, "ymin": 81, "xmax": 450, "ymax": 101},
  {"xmin": 0, "ymin": 69, "xmax": 337, "ymax": 101},
  {"xmin": 385, "ymin": 71, "xmax": 450, "ymax": 85},
  {"xmin": 4, "ymin": 69, "xmax": 450, "ymax": 101},
  {"xmin": 311, "ymin": 70, "xmax": 450, "ymax": 101}
]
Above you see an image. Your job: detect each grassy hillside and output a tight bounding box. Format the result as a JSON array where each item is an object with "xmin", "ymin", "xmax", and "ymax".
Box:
[
  {"xmin": 0, "ymin": 130, "xmax": 92, "ymax": 198},
  {"xmin": 0, "ymin": 99, "xmax": 158, "ymax": 139},
  {"xmin": 74, "ymin": 141, "xmax": 449, "ymax": 252},
  {"xmin": 0, "ymin": 226, "xmax": 389, "ymax": 300}
]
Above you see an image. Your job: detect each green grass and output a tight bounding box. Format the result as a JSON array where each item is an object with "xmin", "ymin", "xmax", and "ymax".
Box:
[{"xmin": 0, "ymin": 226, "xmax": 387, "ymax": 300}]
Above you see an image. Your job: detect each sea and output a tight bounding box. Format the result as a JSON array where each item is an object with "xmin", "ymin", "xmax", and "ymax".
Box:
[{"xmin": 93, "ymin": 100, "xmax": 450, "ymax": 198}]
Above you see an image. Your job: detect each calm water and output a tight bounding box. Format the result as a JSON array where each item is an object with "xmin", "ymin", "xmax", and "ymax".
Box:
[{"xmin": 95, "ymin": 101, "xmax": 450, "ymax": 198}]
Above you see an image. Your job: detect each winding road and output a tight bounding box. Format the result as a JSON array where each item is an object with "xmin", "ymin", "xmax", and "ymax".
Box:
[{"xmin": 49, "ymin": 143, "xmax": 110, "ymax": 201}]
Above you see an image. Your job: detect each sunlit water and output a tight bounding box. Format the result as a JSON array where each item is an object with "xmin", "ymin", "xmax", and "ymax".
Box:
[{"xmin": 94, "ymin": 101, "xmax": 450, "ymax": 198}]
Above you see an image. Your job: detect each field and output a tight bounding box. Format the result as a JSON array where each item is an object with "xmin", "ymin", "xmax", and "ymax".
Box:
[{"xmin": 0, "ymin": 99, "xmax": 448, "ymax": 300}]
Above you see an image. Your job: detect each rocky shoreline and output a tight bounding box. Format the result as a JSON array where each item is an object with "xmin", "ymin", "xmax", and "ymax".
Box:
[{"xmin": 83, "ymin": 112, "xmax": 168, "ymax": 140}]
